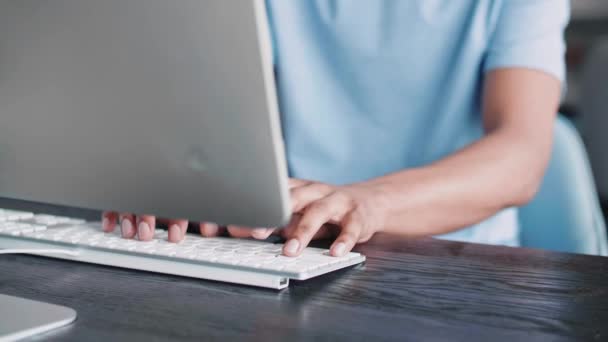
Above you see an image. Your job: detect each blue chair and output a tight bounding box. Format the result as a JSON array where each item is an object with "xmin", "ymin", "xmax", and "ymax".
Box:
[{"xmin": 519, "ymin": 116, "xmax": 608, "ymax": 256}]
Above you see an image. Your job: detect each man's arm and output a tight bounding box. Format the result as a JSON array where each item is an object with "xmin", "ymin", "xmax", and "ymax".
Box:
[
  {"xmin": 368, "ymin": 68, "xmax": 561, "ymax": 236},
  {"xmin": 278, "ymin": 68, "xmax": 562, "ymax": 257}
]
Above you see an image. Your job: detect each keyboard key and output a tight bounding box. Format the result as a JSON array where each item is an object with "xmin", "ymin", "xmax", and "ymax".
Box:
[{"xmin": 0, "ymin": 209, "xmax": 34, "ymax": 221}]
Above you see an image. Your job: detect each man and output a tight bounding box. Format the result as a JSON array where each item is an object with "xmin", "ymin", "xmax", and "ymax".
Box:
[{"xmin": 103, "ymin": 0, "xmax": 569, "ymax": 257}]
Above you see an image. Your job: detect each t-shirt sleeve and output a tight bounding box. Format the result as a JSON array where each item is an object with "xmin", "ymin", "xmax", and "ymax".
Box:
[{"xmin": 484, "ymin": 0, "xmax": 570, "ymax": 82}]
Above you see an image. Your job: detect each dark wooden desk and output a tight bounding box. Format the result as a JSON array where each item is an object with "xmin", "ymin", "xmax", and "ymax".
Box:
[{"xmin": 1, "ymin": 201, "xmax": 607, "ymax": 341}]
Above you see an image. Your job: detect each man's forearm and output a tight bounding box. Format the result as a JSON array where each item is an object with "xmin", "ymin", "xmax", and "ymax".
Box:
[
  {"xmin": 366, "ymin": 126, "xmax": 552, "ymax": 237},
  {"xmin": 364, "ymin": 69, "xmax": 560, "ymax": 237}
]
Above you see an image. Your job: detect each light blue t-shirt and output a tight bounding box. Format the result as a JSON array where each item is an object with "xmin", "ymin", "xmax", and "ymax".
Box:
[{"xmin": 266, "ymin": 0, "xmax": 569, "ymax": 246}]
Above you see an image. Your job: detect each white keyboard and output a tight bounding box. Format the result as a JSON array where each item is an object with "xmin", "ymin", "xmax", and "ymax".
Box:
[{"xmin": 0, "ymin": 209, "xmax": 365, "ymax": 289}]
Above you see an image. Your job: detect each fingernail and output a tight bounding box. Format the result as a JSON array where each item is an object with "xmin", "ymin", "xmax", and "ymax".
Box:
[
  {"xmin": 284, "ymin": 239, "xmax": 300, "ymax": 255},
  {"xmin": 168, "ymin": 224, "xmax": 181, "ymax": 242},
  {"xmin": 102, "ymin": 217, "xmax": 110, "ymax": 231},
  {"xmin": 333, "ymin": 242, "xmax": 346, "ymax": 257},
  {"xmin": 201, "ymin": 223, "xmax": 218, "ymax": 237},
  {"xmin": 121, "ymin": 218, "xmax": 134, "ymax": 237},
  {"xmin": 251, "ymin": 228, "xmax": 271, "ymax": 239},
  {"xmin": 138, "ymin": 221, "xmax": 150, "ymax": 239}
]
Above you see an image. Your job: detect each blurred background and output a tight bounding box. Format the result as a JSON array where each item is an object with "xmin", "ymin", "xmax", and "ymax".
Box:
[{"xmin": 565, "ymin": 0, "xmax": 608, "ymax": 222}]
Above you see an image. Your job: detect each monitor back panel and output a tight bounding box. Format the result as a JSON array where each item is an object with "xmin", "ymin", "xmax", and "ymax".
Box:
[{"xmin": 0, "ymin": 0, "xmax": 290, "ymax": 226}]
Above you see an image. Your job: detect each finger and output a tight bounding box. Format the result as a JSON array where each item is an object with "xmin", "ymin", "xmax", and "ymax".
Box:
[
  {"xmin": 102, "ymin": 211, "xmax": 118, "ymax": 232},
  {"xmin": 167, "ymin": 219, "xmax": 188, "ymax": 243},
  {"xmin": 136, "ymin": 215, "xmax": 156, "ymax": 241},
  {"xmin": 283, "ymin": 198, "xmax": 344, "ymax": 257},
  {"xmin": 281, "ymin": 218, "xmax": 337, "ymax": 241},
  {"xmin": 199, "ymin": 222, "xmax": 220, "ymax": 237},
  {"xmin": 250, "ymin": 227, "xmax": 276, "ymax": 240},
  {"xmin": 278, "ymin": 214, "xmax": 301, "ymax": 239},
  {"xmin": 330, "ymin": 212, "xmax": 361, "ymax": 257},
  {"xmin": 119, "ymin": 213, "xmax": 137, "ymax": 239},
  {"xmin": 312, "ymin": 223, "xmax": 340, "ymax": 240},
  {"xmin": 226, "ymin": 226, "xmax": 256, "ymax": 238},
  {"xmin": 288, "ymin": 178, "xmax": 313, "ymax": 189},
  {"xmin": 290, "ymin": 183, "xmax": 334, "ymax": 213}
]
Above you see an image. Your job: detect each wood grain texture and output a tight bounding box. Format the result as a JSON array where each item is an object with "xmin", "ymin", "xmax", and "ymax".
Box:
[{"xmin": 0, "ymin": 199, "xmax": 607, "ymax": 341}]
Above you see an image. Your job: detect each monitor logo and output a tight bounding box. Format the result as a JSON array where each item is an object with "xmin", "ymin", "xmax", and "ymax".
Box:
[{"xmin": 185, "ymin": 147, "xmax": 209, "ymax": 173}]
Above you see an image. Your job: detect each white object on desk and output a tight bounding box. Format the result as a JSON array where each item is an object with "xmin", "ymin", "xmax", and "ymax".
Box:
[
  {"xmin": 0, "ymin": 210, "xmax": 366, "ymax": 290},
  {"xmin": 0, "ymin": 294, "xmax": 76, "ymax": 342}
]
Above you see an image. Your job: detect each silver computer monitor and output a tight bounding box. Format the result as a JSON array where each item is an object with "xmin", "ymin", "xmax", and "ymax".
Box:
[{"xmin": 0, "ymin": 0, "xmax": 290, "ymax": 227}]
